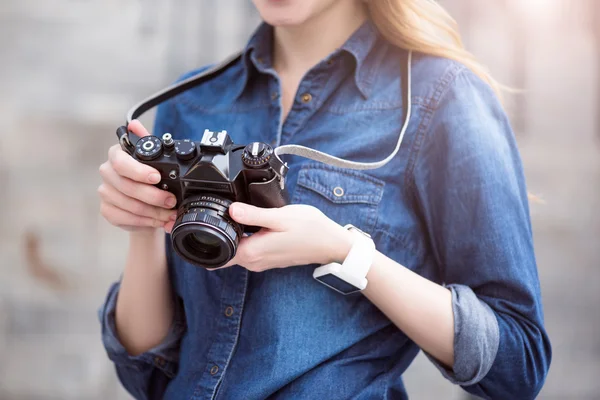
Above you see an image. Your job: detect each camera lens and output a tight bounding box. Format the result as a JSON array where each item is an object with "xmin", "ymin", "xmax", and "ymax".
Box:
[
  {"xmin": 192, "ymin": 232, "xmax": 221, "ymax": 247},
  {"xmin": 171, "ymin": 194, "xmax": 242, "ymax": 268},
  {"xmin": 187, "ymin": 231, "xmax": 221, "ymax": 257}
]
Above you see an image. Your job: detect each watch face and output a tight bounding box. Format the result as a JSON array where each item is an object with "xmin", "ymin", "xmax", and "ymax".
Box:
[{"xmin": 316, "ymin": 273, "xmax": 361, "ymax": 295}]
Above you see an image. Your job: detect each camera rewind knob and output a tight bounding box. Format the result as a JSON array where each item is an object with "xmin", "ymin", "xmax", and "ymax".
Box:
[
  {"xmin": 135, "ymin": 136, "xmax": 163, "ymax": 161},
  {"xmin": 242, "ymin": 142, "xmax": 273, "ymax": 168},
  {"xmin": 175, "ymin": 139, "xmax": 197, "ymax": 161},
  {"xmin": 162, "ymin": 133, "xmax": 175, "ymax": 150}
]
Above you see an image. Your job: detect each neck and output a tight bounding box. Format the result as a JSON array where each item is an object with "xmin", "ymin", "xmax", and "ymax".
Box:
[{"xmin": 272, "ymin": 2, "xmax": 368, "ymax": 75}]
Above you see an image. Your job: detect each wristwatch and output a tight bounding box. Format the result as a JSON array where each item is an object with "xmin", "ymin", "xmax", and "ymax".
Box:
[{"xmin": 313, "ymin": 224, "xmax": 376, "ymax": 295}]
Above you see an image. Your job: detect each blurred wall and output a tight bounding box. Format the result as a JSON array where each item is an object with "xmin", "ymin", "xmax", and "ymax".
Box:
[
  {"xmin": 0, "ymin": 1, "xmax": 259, "ymax": 398},
  {"xmin": 0, "ymin": 1, "xmax": 598, "ymax": 399}
]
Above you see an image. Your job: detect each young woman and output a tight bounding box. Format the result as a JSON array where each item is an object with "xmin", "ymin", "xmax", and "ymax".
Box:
[{"xmin": 98, "ymin": 1, "xmax": 551, "ymax": 399}]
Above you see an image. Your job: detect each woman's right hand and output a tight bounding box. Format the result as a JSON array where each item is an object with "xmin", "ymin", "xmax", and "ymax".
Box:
[{"xmin": 98, "ymin": 120, "xmax": 178, "ymax": 233}]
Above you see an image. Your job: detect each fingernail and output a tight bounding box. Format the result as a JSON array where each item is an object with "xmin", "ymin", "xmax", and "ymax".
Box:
[
  {"xmin": 170, "ymin": 213, "xmax": 177, "ymax": 221},
  {"xmin": 149, "ymin": 173, "xmax": 161, "ymax": 184},
  {"xmin": 165, "ymin": 197, "xmax": 177, "ymax": 208}
]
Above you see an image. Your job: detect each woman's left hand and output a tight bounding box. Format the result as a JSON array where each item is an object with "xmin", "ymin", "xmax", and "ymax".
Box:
[{"xmin": 223, "ymin": 202, "xmax": 353, "ymax": 272}]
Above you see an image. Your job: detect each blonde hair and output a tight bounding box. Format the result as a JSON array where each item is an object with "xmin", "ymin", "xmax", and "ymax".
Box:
[
  {"xmin": 367, "ymin": 0, "xmax": 547, "ymax": 200},
  {"xmin": 367, "ymin": 0, "xmax": 503, "ymax": 98}
]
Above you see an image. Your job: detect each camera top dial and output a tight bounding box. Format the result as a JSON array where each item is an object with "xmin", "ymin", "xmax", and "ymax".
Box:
[
  {"xmin": 175, "ymin": 139, "xmax": 197, "ymax": 161},
  {"xmin": 135, "ymin": 136, "xmax": 163, "ymax": 161},
  {"xmin": 242, "ymin": 142, "xmax": 273, "ymax": 168}
]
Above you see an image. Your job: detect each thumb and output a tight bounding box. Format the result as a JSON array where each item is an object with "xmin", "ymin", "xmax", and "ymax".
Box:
[
  {"xmin": 229, "ymin": 202, "xmax": 282, "ymax": 230},
  {"xmin": 127, "ymin": 119, "xmax": 151, "ymax": 138}
]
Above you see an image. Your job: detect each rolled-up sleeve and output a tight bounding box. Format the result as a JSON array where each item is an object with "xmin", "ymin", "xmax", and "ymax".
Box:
[
  {"xmin": 413, "ymin": 66, "xmax": 552, "ymax": 399},
  {"xmin": 425, "ymin": 284, "xmax": 500, "ymax": 386},
  {"xmin": 98, "ymin": 280, "xmax": 186, "ymax": 400}
]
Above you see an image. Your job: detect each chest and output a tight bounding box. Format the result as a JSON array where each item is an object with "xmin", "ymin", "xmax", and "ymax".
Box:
[{"xmin": 167, "ymin": 88, "xmax": 434, "ymax": 273}]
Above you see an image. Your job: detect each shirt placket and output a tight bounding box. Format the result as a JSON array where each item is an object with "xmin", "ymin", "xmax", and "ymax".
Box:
[
  {"xmin": 190, "ymin": 268, "xmax": 249, "ymax": 400},
  {"xmin": 268, "ymin": 75, "xmax": 283, "ymax": 148},
  {"xmin": 279, "ymin": 70, "xmax": 328, "ymax": 145}
]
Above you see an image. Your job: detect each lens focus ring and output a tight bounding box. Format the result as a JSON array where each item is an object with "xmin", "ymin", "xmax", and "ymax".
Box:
[
  {"xmin": 181, "ymin": 210, "xmax": 238, "ymax": 242},
  {"xmin": 171, "ymin": 194, "xmax": 242, "ymax": 269}
]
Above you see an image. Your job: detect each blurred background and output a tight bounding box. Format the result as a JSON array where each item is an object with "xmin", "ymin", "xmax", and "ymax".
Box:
[{"xmin": 0, "ymin": 0, "xmax": 598, "ymax": 399}]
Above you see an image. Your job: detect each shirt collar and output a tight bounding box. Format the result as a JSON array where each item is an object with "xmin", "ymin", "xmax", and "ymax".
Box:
[
  {"xmin": 339, "ymin": 19, "xmax": 380, "ymax": 98},
  {"xmin": 239, "ymin": 20, "xmax": 381, "ymax": 99},
  {"xmin": 245, "ymin": 22, "xmax": 274, "ymax": 72}
]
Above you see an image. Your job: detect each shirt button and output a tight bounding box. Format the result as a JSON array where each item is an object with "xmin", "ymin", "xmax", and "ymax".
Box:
[
  {"xmin": 210, "ymin": 365, "xmax": 219, "ymax": 375},
  {"xmin": 271, "ymin": 92, "xmax": 279, "ymax": 100},
  {"xmin": 301, "ymin": 93, "xmax": 312, "ymax": 103},
  {"xmin": 327, "ymin": 59, "xmax": 334, "ymax": 66},
  {"xmin": 154, "ymin": 357, "xmax": 166, "ymax": 368},
  {"xmin": 333, "ymin": 186, "xmax": 344, "ymax": 197},
  {"xmin": 225, "ymin": 306, "xmax": 234, "ymax": 317}
]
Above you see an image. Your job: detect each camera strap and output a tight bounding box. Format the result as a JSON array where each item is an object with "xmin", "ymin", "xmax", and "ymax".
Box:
[
  {"xmin": 274, "ymin": 51, "xmax": 412, "ymax": 171},
  {"xmin": 120, "ymin": 50, "xmax": 412, "ymax": 175},
  {"xmin": 118, "ymin": 51, "xmax": 244, "ymax": 154}
]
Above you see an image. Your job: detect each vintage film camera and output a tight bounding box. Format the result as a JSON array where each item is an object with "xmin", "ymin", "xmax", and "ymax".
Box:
[{"xmin": 117, "ymin": 127, "xmax": 289, "ymax": 268}]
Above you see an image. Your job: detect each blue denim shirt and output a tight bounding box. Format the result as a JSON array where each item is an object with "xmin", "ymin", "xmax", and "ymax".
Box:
[{"xmin": 99, "ymin": 21, "xmax": 551, "ymax": 400}]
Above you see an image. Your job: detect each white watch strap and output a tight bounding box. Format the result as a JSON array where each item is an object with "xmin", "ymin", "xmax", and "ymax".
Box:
[{"xmin": 340, "ymin": 226, "xmax": 376, "ymax": 277}]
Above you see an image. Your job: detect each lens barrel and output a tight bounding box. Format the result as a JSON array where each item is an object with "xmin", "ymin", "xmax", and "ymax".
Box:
[{"xmin": 171, "ymin": 194, "xmax": 242, "ymax": 268}]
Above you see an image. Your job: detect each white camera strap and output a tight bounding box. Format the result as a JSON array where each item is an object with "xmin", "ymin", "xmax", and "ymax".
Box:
[
  {"xmin": 120, "ymin": 50, "xmax": 413, "ymax": 173},
  {"xmin": 274, "ymin": 51, "xmax": 412, "ymax": 171}
]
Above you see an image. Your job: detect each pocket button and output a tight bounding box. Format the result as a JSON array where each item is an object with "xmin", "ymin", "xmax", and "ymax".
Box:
[{"xmin": 333, "ymin": 186, "xmax": 344, "ymax": 197}]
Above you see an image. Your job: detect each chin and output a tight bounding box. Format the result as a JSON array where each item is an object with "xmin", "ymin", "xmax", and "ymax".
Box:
[{"xmin": 252, "ymin": 0, "xmax": 323, "ymax": 26}]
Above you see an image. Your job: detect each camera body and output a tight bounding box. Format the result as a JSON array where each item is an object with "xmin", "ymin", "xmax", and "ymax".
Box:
[
  {"xmin": 118, "ymin": 127, "xmax": 289, "ymax": 268},
  {"xmin": 132, "ymin": 129, "xmax": 288, "ymax": 211}
]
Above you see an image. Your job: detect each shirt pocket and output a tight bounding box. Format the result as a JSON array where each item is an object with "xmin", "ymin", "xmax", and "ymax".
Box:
[{"xmin": 291, "ymin": 163, "xmax": 385, "ymax": 234}]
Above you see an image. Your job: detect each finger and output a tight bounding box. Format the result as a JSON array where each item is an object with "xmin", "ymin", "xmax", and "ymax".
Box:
[
  {"xmin": 118, "ymin": 226, "xmax": 153, "ymax": 233},
  {"xmin": 164, "ymin": 220, "xmax": 175, "ymax": 234},
  {"xmin": 221, "ymin": 246, "xmax": 249, "ymax": 268},
  {"xmin": 220, "ymin": 233, "xmax": 265, "ymax": 268},
  {"xmin": 100, "ymin": 163, "xmax": 177, "ymax": 209},
  {"xmin": 100, "ymin": 202, "xmax": 164, "ymax": 229},
  {"xmin": 98, "ymin": 184, "xmax": 176, "ymax": 223},
  {"xmin": 127, "ymin": 119, "xmax": 151, "ymax": 138},
  {"xmin": 228, "ymin": 203, "xmax": 284, "ymax": 231},
  {"xmin": 108, "ymin": 145, "xmax": 162, "ymax": 184},
  {"xmin": 230, "ymin": 233, "xmax": 275, "ymax": 271},
  {"xmin": 217, "ymin": 256, "xmax": 244, "ymax": 270},
  {"xmin": 220, "ymin": 257, "xmax": 237, "ymax": 269},
  {"xmin": 218, "ymin": 230, "xmax": 271, "ymax": 269}
]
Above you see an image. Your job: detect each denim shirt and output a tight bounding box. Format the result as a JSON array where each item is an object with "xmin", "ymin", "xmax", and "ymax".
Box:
[{"xmin": 99, "ymin": 21, "xmax": 551, "ymax": 400}]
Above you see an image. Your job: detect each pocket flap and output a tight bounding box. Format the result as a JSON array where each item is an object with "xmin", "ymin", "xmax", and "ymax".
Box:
[{"xmin": 296, "ymin": 164, "xmax": 384, "ymax": 205}]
